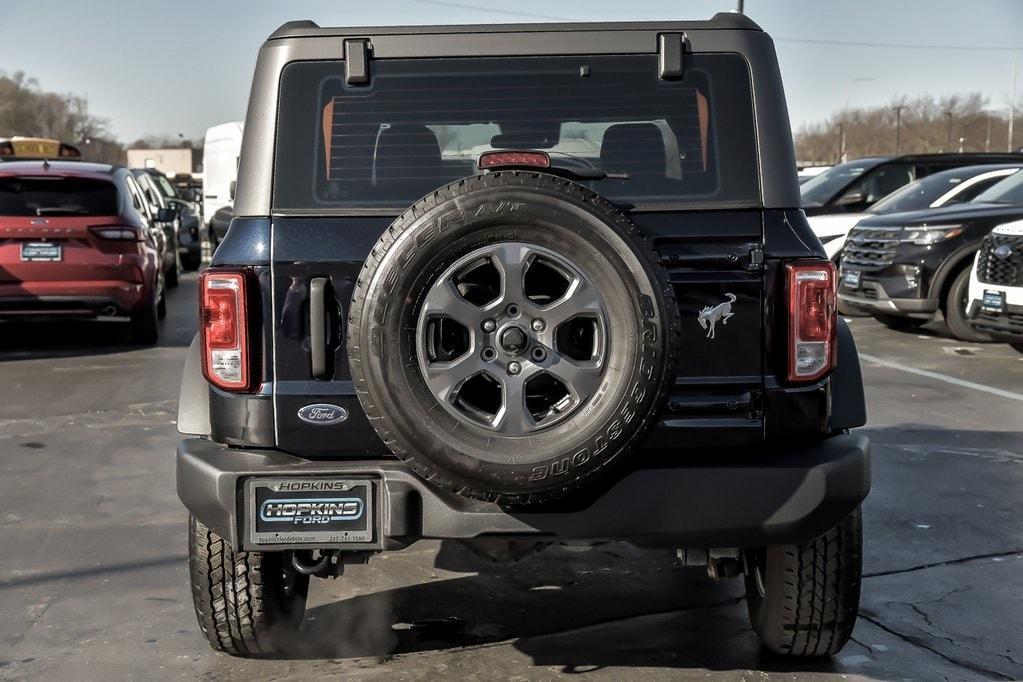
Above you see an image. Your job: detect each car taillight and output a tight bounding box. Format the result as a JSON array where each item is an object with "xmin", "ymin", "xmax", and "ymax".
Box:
[
  {"xmin": 90, "ymin": 226, "xmax": 142, "ymax": 241},
  {"xmin": 199, "ymin": 270, "xmax": 252, "ymax": 391},
  {"xmin": 786, "ymin": 261, "xmax": 837, "ymax": 382}
]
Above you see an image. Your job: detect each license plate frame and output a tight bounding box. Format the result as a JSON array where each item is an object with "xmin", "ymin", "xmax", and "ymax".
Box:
[
  {"xmin": 246, "ymin": 477, "xmax": 374, "ymax": 546},
  {"xmin": 981, "ymin": 289, "xmax": 1006, "ymax": 313},
  {"xmin": 842, "ymin": 270, "xmax": 861, "ymax": 289},
  {"xmin": 20, "ymin": 242, "xmax": 62, "ymax": 262}
]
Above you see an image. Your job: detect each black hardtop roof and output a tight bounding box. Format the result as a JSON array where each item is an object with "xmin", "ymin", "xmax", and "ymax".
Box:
[{"xmin": 267, "ymin": 12, "xmax": 762, "ymax": 41}]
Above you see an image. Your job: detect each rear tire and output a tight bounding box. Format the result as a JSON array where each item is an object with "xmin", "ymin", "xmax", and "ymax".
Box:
[
  {"xmin": 743, "ymin": 507, "xmax": 862, "ymax": 657},
  {"xmin": 166, "ymin": 256, "xmax": 180, "ymax": 288},
  {"xmin": 130, "ymin": 296, "xmax": 160, "ymax": 344},
  {"xmin": 1010, "ymin": 342, "xmax": 1023, "ymax": 354},
  {"xmin": 944, "ymin": 267, "xmax": 991, "ymax": 342},
  {"xmin": 873, "ymin": 314, "xmax": 925, "ymax": 332},
  {"xmin": 188, "ymin": 515, "xmax": 309, "ymax": 657}
]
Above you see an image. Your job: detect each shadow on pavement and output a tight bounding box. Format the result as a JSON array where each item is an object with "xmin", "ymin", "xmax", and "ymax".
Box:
[{"xmin": 286, "ymin": 541, "xmax": 848, "ymax": 676}]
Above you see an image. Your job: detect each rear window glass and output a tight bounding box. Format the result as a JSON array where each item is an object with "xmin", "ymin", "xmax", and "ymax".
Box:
[
  {"xmin": 273, "ymin": 55, "xmax": 759, "ymax": 211},
  {"xmin": 0, "ymin": 176, "xmax": 119, "ymax": 216}
]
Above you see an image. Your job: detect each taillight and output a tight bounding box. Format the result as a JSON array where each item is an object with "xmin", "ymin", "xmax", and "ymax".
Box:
[
  {"xmin": 90, "ymin": 226, "xmax": 142, "ymax": 241},
  {"xmin": 199, "ymin": 270, "xmax": 253, "ymax": 391},
  {"xmin": 786, "ymin": 261, "xmax": 837, "ymax": 382}
]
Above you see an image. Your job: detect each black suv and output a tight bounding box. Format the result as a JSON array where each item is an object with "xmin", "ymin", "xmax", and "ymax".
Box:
[
  {"xmin": 839, "ymin": 169, "xmax": 1023, "ymax": 340},
  {"xmin": 176, "ymin": 15, "xmax": 869, "ymax": 658},
  {"xmin": 801, "ymin": 153, "xmax": 1023, "ymax": 216}
]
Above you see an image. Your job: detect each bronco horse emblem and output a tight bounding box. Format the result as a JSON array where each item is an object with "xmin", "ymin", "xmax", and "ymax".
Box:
[{"xmin": 697, "ymin": 293, "xmax": 737, "ymax": 339}]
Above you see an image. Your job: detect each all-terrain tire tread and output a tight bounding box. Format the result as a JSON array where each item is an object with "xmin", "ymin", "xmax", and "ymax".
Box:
[
  {"xmin": 748, "ymin": 508, "xmax": 862, "ymax": 657},
  {"xmin": 188, "ymin": 515, "xmax": 303, "ymax": 657},
  {"xmin": 347, "ymin": 171, "xmax": 681, "ymax": 505}
]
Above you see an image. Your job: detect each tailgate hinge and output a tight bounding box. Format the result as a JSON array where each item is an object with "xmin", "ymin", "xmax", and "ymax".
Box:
[
  {"xmin": 746, "ymin": 245, "xmax": 764, "ymax": 271},
  {"xmin": 344, "ymin": 39, "xmax": 372, "ymax": 85},
  {"xmin": 658, "ymin": 33, "xmax": 688, "ymax": 80}
]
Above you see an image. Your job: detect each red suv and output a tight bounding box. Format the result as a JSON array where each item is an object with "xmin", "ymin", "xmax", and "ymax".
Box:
[{"xmin": 0, "ymin": 161, "xmax": 166, "ymax": 343}]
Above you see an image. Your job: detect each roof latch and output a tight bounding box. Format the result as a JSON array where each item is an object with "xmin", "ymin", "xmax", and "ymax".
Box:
[
  {"xmin": 658, "ymin": 33, "xmax": 687, "ymax": 80},
  {"xmin": 344, "ymin": 39, "xmax": 371, "ymax": 85}
]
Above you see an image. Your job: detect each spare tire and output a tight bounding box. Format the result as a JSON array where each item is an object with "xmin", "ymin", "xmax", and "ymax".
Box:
[{"xmin": 348, "ymin": 172, "xmax": 679, "ymax": 504}]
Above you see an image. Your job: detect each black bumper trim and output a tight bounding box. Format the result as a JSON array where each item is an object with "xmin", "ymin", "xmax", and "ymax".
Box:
[{"xmin": 177, "ymin": 434, "xmax": 870, "ymax": 551}]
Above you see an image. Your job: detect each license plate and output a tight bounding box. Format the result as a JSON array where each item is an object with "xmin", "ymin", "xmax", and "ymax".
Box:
[
  {"xmin": 21, "ymin": 242, "xmax": 62, "ymax": 262},
  {"xmin": 842, "ymin": 270, "xmax": 861, "ymax": 289},
  {"xmin": 247, "ymin": 478, "xmax": 373, "ymax": 545},
  {"xmin": 982, "ymin": 290, "xmax": 1006, "ymax": 313}
]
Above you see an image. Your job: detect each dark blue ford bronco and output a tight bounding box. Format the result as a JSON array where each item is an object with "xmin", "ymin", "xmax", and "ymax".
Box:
[{"xmin": 177, "ymin": 13, "xmax": 869, "ymax": 658}]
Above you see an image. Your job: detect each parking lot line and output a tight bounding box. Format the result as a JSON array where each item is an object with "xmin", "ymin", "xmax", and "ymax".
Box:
[{"xmin": 859, "ymin": 353, "xmax": 1023, "ymax": 403}]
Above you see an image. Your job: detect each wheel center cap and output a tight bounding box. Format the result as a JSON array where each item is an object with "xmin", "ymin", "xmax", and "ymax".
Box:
[{"xmin": 499, "ymin": 326, "xmax": 528, "ymax": 354}]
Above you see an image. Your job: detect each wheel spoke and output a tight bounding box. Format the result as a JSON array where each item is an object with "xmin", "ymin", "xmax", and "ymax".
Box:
[
  {"xmin": 421, "ymin": 352, "xmax": 487, "ymax": 403},
  {"xmin": 422, "ymin": 279, "xmax": 489, "ymax": 330},
  {"xmin": 491, "ymin": 242, "xmax": 532, "ymax": 305},
  {"xmin": 544, "ymin": 277, "xmax": 604, "ymax": 328},
  {"xmin": 547, "ymin": 356, "xmax": 605, "ymax": 404},
  {"xmin": 496, "ymin": 372, "xmax": 536, "ymax": 434}
]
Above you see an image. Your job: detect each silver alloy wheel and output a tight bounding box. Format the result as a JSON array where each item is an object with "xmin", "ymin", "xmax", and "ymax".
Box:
[{"xmin": 416, "ymin": 242, "xmax": 608, "ymax": 435}]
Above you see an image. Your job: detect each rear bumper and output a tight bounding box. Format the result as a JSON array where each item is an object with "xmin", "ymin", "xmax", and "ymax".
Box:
[
  {"xmin": 177, "ymin": 433, "xmax": 871, "ymax": 552},
  {"xmin": 0, "ymin": 281, "xmax": 148, "ymax": 317}
]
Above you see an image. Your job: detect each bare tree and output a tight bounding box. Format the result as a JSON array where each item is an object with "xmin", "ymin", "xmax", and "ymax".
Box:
[{"xmin": 796, "ymin": 93, "xmax": 1022, "ymax": 164}]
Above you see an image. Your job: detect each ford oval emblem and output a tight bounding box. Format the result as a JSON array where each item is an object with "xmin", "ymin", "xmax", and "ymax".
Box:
[{"xmin": 297, "ymin": 403, "xmax": 348, "ymax": 425}]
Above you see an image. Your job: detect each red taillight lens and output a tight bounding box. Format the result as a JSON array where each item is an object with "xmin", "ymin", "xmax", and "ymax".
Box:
[
  {"xmin": 90, "ymin": 226, "xmax": 142, "ymax": 241},
  {"xmin": 786, "ymin": 261, "xmax": 837, "ymax": 382},
  {"xmin": 199, "ymin": 270, "xmax": 252, "ymax": 391},
  {"xmin": 478, "ymin": 150, "xmax": 551, "ymax": 170}
]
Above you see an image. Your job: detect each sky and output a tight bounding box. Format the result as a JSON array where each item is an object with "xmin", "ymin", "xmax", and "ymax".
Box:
[{"xmin": 0, "ymin": 0, "xmax": 1021, "ymax": 144}]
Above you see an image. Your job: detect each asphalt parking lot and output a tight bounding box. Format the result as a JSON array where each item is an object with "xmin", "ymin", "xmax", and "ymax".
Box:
[{"xmin": 0, "ymin": 272, "xmax": 1021, "ymax": 681}]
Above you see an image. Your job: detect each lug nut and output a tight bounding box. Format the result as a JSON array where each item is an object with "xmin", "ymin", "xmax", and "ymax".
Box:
[
  {"xmin": 507, "ymin": 361, "xmax": 521, "ymax": 375},
  {"xmin": 531, "ymin": 318, "xmax": 546, "ymax": 332},
  {"xmin": 481, "ymin": 319, "xmax": 496, "ymax": 333}
]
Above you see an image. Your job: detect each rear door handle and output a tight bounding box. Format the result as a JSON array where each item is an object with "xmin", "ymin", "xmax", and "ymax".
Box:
[{"xmin": 309, "ymin": 277, "xmax": 328, "ymax": 378}]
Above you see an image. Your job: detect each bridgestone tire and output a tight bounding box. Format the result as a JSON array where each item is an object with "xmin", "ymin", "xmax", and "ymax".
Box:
[
  {"xmin": 944, "ymin": 267, "xmax": 991, "ymax": 343},
  {"xmin": 348, "ymin": 171, "xmax": 680, "ymax": 505},
  {"xmin": 743, "ymin": 507, "xmax": 862, "ymax": 657},
  {"xmin": 188, "ymin": 516, "xmax": 309, "ymax": 657}
]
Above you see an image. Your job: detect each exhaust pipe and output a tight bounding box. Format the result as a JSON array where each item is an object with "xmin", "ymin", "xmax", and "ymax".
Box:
[{"xmin": 100, "ymin": 305, "xmax": 118, "ymax": 317}]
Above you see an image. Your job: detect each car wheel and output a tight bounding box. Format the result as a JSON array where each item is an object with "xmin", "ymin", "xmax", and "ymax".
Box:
[
  {"xmin": 166, "ymin": 257, "xmax": 180, "ymax": 289},
  {"xmin": 188, "ymin": 515, "xmax": 308, "ymax": 657},
  {"xmin": 1010, "ymin": 342, "xmax": 1023, "ymax": 354},
  {"xmin": 944, "ymin": 267, "xmax": 991, "ymax": 343},
  {"xmin": 743, "ymin": 507, "xmax": 862, "ymax": 657},
  {"xmin": 348, "ymin": 171, "xmax": 680, "ymax": 505},
  {"xmin": 874, "ymin": 313, "xmax": 925, "ymax": 332},
  {"xmin": 130, "ymin": 296, "xmax": 160, "ymax": 344}
]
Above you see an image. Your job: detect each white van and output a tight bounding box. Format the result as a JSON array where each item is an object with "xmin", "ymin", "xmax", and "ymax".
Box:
[{"xmin": 201, "ymin": 121, "xmax": 244, "ymax": 237}]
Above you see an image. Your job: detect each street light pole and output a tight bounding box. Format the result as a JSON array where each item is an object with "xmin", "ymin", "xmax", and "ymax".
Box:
[
  {"xmin": 1010, "ymin": 51, "xmax": 1020, "ymax": 152},
  {"xmin": 893, "ymin": 105, "xmax": 905, "ymax": 154},
  {"xmin": 944, "ymin": 111, "xmax": 953, "ymax": 152},
  {"xmin": 736, "ymin": 0, "xmax": 744, "ymax": 13}
]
